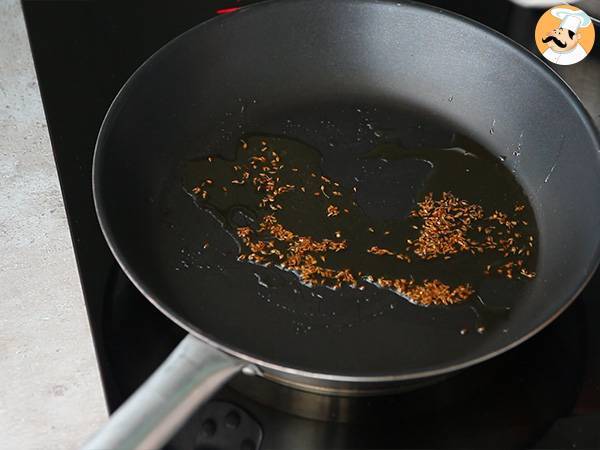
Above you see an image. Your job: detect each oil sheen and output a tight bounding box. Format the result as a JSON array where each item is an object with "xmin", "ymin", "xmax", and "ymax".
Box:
[{"xmin": 183, "ymin": 133, "xmax": 538, "ymax": 309}]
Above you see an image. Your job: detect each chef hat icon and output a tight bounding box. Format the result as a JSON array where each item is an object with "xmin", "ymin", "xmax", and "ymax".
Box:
[{"xmin": 550, "ymin": 7, "xmax": 592, "ymax": 33}]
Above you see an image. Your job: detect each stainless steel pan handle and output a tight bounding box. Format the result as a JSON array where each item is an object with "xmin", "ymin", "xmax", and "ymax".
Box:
[{"xmin": 82, "ymin": 334, "xmax": 246, "ymax": 450}]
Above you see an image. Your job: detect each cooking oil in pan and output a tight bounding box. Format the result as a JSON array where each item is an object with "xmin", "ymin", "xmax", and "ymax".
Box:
[{"xmin": 183, "ymin": 133, "xmax": 538, "ymax": 311}]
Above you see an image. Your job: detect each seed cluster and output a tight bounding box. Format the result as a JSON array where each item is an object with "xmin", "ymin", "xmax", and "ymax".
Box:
[
  {"xmin": 327, "ymin": 205, "xmax": 340, "ymax": 217},
  {"xmin": 409, "ymin": 193, "xmax": 536, "ymax": 279},
  {"xmin": 409, "ymin": 192, "xmax": 484, "ymax": 259},
  {"xmin": 235, "ymin": 214, "xmax": 471, "ymax": 305},
  {"xmin": 190, "ymin": 138, "xmax": 536, "ymax": 307},
  {"xmin": 237, "ymin": 214, "xmax": 353, "ymax": 289},
  {"xmin": 367, "ymin": 246, "xmax": 411, "ymax": 263},
  {"xmin": 373, "ymin": 278, "xmax": 474, "ymax": 306}
]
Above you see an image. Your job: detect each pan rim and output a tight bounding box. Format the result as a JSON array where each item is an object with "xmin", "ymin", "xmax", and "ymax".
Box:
[{"xmin": 93, "ymin": 0, "xmax": 600, "ymax": 384}]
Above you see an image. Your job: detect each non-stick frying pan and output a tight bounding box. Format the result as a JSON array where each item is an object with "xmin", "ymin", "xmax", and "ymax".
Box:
[{"xmin": 84, "ymin": 1, "xmax": 600, "ymax": 448}]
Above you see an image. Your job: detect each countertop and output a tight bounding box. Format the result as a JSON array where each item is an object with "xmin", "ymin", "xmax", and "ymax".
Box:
[{"xmin": 0, "ymin": 1, "xmax": 107, "ymax": 448}]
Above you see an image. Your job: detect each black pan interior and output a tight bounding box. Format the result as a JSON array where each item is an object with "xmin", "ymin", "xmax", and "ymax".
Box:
[{"xmin": 94, "ymin": 0, "xmax": 600, "ymax": 378}]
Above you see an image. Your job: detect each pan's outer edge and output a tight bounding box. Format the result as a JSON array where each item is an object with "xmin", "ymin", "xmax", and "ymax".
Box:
[{"xmin": 92, "ymin": 0, "xmax": 600, "ymax": 388}]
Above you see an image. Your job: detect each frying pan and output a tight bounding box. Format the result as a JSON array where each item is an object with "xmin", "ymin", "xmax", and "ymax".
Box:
[{"xmin": 84, "ymin": 0, "xmax": 600, "ymax": 448}]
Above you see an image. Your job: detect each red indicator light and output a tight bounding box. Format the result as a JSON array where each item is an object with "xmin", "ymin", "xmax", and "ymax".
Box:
[{"xmin": 216, "ymin": 7, "xmax": 241, "ymax": 14}]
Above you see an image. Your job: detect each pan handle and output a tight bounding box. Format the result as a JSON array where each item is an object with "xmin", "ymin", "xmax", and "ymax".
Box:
[{"xmin": 82, "ymin": 334, "xmax": 246, "ymax": 450}]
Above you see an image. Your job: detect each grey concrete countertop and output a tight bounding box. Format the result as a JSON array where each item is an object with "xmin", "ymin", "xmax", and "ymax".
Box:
[{"xmin": 0, "ymin": 1, "xmax": 107, "ymax": 448}]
